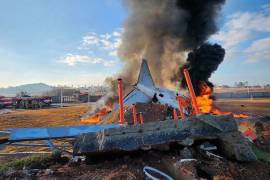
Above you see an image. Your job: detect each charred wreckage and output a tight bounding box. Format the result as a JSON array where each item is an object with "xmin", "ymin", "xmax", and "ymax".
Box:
[{"xmin": 0, "ymin": 60, "xmax": 257, "ymax": 164}]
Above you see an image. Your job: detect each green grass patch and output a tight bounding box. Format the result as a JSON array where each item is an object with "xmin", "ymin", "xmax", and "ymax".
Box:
[
  {"xmin": 251, "ymin": 144, "xmax": 270, "ymax": 162},
  {"xmin": 0, "ymin": 153, "xmax": 68, "ymax": 174}
]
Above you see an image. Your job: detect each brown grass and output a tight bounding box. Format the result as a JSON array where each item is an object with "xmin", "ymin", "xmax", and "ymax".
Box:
[
  {"xmin": 0, "ymin": 104, "xmax": 90, "ymax": 160},
  {"xmin": 215, "ymin": 98, "xmax": 270, "ymax": 116},
  {"xmin": 0, "ymin": 104, "xmax": 90, "ymax": 130}
]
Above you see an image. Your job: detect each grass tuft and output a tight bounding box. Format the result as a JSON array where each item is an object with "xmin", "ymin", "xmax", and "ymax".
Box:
[
  {"xmin": 0, "ymin": 153, "xmax": 68, "ymax": 175},
  {"xmin": 251, "ymin": 144, "xmax": 270, "ymax": 162}
]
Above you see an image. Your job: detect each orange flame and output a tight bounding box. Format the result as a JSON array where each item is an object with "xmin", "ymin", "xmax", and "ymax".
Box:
[
  {"xmin": 233, "ymin": 114, "xmax": 249, "ymax": 118},
  {"xmin": 196, "ymin": 82, "xmax": 248, "ymax": 118},
  {"xmin": 195, "ymin": 82, "xmax": 255, "ymax": 139},
  {"xmin": 196, "ymin": 82, "xmax": 214, "ymax": 113},
  {"xmin": 81, "ymin": 106, "xmax": 112, "ymax": 123},
  {"xmin": 238, "ymin": 121, "xmax": 257, "ymax": 140}
]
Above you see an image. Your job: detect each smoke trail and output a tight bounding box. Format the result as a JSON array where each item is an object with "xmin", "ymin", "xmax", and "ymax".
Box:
[
  {"xmin": 117, "ymin": 0, "xmax": 226, "ymax": 88},
  {"xmin": 87, "ymin": 91, "xmax": 115, "ymax": 115},
  {"xmin": 181, "ymin": 43, "xmax": 225, "ymax": 95},
  {"xmin": 91, "ymin": 0, "xmax": 226, "ymax": 115}
]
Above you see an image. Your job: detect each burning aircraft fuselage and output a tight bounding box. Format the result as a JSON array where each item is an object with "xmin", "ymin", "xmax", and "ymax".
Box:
[
  {"xmin": 122, "ymin": 59, "xmax": 187, "ymax": 111},
  {"xmin": 136, "ymin": 84, "xmax": 181, "ymax": 109}
]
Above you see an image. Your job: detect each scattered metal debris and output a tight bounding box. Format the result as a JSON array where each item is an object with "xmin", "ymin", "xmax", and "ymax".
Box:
[
  {"xmin": 143, "ymin": 166, "xmax": 173, "ymax": 180},
  {"xmin": 74, "ymin": 114, "xmax": 257, "ymax": 162}
]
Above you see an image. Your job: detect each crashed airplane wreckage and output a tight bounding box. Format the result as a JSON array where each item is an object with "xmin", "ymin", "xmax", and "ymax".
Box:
[
  {"xmin": 74, "ymin": 114, "xmax": 256, "ymax": 161},
  {"xmin": 0, "ymin": 59, "xmax": 256, "ymax": 161}
]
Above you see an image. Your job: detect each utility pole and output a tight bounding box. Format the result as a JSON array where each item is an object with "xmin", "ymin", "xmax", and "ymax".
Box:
[
  {"xmin": 247, "ymin": 86, "xmax": 253, "ymax": 101},
  {"xmin": 60, "ymin": 87, "xmax": 63, "ymax": 107},
  {"xmin": 88, "ymin": 86, "xmax": 91, "ymax": 107}
]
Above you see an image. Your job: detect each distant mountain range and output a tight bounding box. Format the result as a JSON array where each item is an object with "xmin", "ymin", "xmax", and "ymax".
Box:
[{"xmin": 0, "ymin": 83, "xmax": 54, "ymax": 96}]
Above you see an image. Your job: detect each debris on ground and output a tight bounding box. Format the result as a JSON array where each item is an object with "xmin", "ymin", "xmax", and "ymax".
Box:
[
  {"xmin": 1, "ymin": 149, "xmax": 269, "ymax": 180},
  {"xmin": 1, "ymin": 103, "xmax": 270, "ymax": 179},
  {"xmin": 75, "ymin": 114, "xmax": 257, "ymax": 162},
  {"xmin": 255, "ymin": 116, "xmax": 270, "ymax": 152},
  {"xmin": 179, "ymin": 147, "xmax": 193, "ymax": 159}
]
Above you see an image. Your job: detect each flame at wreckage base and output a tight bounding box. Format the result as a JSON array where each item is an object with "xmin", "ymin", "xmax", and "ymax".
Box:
[
  {"xmin": 81, "ymin": 66, "xmax": 249, "ymax": 124},
  {"xmin": 196, "ymin": 82, "xmax": 248, "ymax": 118},
  {"xmin": 195, "ymin": 82, "xmax": 256, "ymax": 139},
  {"xmin": 80, "ymin": 63, "xmax": 254, "ymax": 142},
  {"xmin": 81, "ymin": 106, "xmax": 112, "ymax": 123},
  {"xmin": 81, "ymin": 88, "xmax": 255, "ymax": 142}
]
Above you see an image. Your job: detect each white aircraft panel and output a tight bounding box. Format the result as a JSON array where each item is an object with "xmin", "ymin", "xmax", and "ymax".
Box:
[{"xmin": 124, "ymin": 88, "xmax": 151, "ymax": 105}]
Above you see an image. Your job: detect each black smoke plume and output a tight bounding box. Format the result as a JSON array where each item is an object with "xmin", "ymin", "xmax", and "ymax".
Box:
[
  {"xmin": 96, "ymin": 0, "xmax": 226, "ymax": 115},
  {"xmin": 181, "ymin": 43, "xmax": 225, "ymax": 95},
  {"xmin": 117, "ymin": 0, "xmax": 226, "ymax": 88}
]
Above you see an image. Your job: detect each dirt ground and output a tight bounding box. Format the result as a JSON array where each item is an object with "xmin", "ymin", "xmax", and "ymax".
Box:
[{"xmin": 1, "ymin": 149, "xmax": 269, "ymax": 180}]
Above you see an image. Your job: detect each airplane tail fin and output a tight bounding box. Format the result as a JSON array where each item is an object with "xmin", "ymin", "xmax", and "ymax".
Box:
[{"xmin": 136, "ymin": 59, "xmax": 155, "ymax": 87}]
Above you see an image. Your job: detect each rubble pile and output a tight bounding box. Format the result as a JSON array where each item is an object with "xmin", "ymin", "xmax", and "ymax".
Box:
[
  {"xmin": 2, "ymin": 149, "xmax": 269, "ymax": 179},
  {"xmin": 255, "ymin": 116, "xmax": 270, "ymax": 151},
  {"xmin": 1, "ymin": 113, "xmax": 270, "ymax": 179},
  {"xmin": 163, "ymin": 154, "xmax": 269, "ymax": 180},
  {"xmin": 75, "ymin": 114, "xmax": 257, "ymax": 162}
]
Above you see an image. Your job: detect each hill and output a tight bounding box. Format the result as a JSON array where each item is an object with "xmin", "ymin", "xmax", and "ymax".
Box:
[{"xmin": 0, "ymin": 83, "xmax": 53, "ymax": 96}]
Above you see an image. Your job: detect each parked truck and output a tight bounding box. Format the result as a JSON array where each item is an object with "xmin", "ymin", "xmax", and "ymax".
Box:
[
  {"xmin": 0, "ymin": 96, "xmax": 13, "ymax": 108},
  {"xmin": 14, "ymin": 96, "xmax": 52, "ymax": 109},
  {"xmin": 0, "ymin": 96, "xmax": 52, "ymax": 109}
]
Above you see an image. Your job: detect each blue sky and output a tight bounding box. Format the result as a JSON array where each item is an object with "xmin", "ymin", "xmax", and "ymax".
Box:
[{"xmin": 0, "ymin": 0, "xmax": 269, "ymax": 88}]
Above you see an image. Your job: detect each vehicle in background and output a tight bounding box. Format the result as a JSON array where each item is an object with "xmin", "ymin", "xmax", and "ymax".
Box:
[
  {"xmin": 0, "ymin": 96, "xmax": 13, "ymax": 108},
  {"xmin": 0, "ymin": 95, "xmax": 52, "ymax": 109},
  {"xmin": 14, "ymin": 96, "xmax": 52, "ymax": 109}
]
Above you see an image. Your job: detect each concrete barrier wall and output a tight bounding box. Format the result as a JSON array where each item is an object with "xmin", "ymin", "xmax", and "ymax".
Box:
[{"xmin": 214, "ymin": 92, "xmax": 270, "ymax": 99}]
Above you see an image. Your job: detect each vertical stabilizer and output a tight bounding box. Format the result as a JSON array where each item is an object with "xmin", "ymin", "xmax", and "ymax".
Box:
[{"xmin": 137, "ymin": 59, "xmax": 155, "ymax": 87}]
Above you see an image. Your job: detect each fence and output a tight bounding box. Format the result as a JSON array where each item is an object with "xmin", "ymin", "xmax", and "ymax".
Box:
[
  {"xmin": 51, "ymin": 95, "xmax": 102, "ymax": 103},
  {"xmin": 214, "ymin": 92, "xmax": 270, "ymax": 99},
  {"xmin": 51, "ymin": 96, "xmax": 77, "ymax": 103}
]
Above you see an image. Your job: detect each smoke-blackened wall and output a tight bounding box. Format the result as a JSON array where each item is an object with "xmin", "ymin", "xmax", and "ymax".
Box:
[
  {"xmin": 117, "ymin": 0, "xmax": 225, "ymax": 89},
  {"xmin": 181, "ymin": 43, "xmax": 225, "ymax": 95}
]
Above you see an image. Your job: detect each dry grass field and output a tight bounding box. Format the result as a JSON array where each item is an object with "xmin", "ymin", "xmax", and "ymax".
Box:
[
  {"xmin": 215, "ymin": 98, "xmax": 270, "ymax": 116},
  {"xmin": 0, "ymin": 104, "xmax": 91, "ymax": 160},
  {"xmin": 0, "ymin": 104, "xmax": 90, "ymax": 130},
  {"xmin": 0, "ymin": 98, "xmax": 269, "ymax": 130}
]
